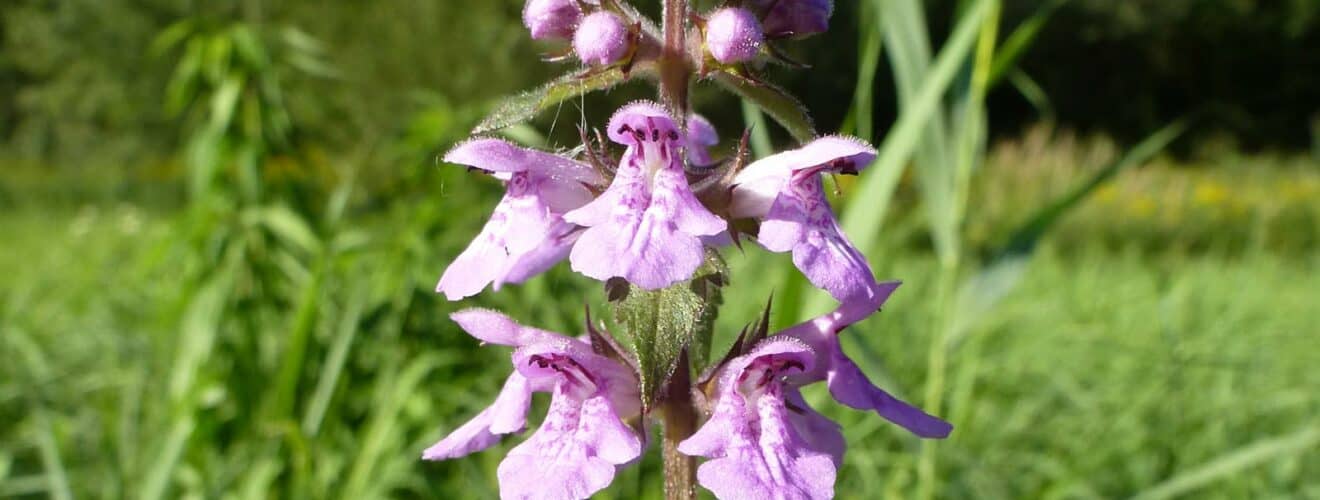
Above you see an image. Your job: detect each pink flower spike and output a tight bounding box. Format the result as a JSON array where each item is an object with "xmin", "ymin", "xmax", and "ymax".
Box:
[
  {"xmin": 436, "ymin": 139, "xmax": 601, "ymax": 300},
  {"xmin": 564, "ymin": 102, "xmax": 727, "ymax": 289},
  {"xmin": 730, "ymin": 136, "xmax": 881, "ymax": 303}
]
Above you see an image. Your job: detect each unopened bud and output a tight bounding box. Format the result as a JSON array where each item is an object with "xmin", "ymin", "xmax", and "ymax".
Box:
[
  {"xmin": 522, "ymin": 0, "xmax": 583, "ymax": 40},
  {"xmin": 706, "ymin": 8, "xmax": 763, "ymax": 64},
  {"xmin": 574, "ymin": 11, "xmax": 631, "ymax": 66}
]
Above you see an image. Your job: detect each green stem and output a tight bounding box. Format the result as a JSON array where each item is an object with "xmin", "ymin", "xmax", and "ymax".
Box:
[
  {"xmin": 661, "ymin": 351, "xmax": 697, "ymax": 500},
  {"xmin": 659, "ymin": 0, "xmax": 690, "ymax": 121}
]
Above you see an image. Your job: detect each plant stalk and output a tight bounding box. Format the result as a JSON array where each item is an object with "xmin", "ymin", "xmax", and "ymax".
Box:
[
  {"xmin": 661, "ymin": 351, "xmax": 697, "ymax": 500},
  {"xmin": 659, "ymin": 0, "xmax": 691, "ymax": 121}
]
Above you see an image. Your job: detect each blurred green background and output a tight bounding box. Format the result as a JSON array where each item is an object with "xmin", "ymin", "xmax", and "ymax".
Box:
[{"xmin": 1, "ymin": 0, "xmax": 1317, "ymax": 499}]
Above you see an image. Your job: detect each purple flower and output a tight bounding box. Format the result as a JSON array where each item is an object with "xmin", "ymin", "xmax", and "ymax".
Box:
[
  {"xmin": 706, "ymin": 8, "xmax": 764, "ymax": 64},
  {"xmin": 751, "ymin": 0, "xmax": 833, "ymax": 39},
  {"xmin": 679, "ymin": 289, "xmax": 951, "ymax": 498},
  {"xmin": 522, "ymin": 0, "xmax": 583, "ymax": 40},
  {"xmin": 423, "ymin": 309, "xmax": 644, "ymax": 500},
  {"xmin": 686, "ymin": 113, "xmax": 720, "ymax": 167},
  {"xmin": 678, "ymin": 338, "xmax": 840, "ymax": 499},
  {"xmin": 574, "ymin": 11, "xmax": 631, "ymax": 66},
  {"xmin": 729, "ymin": 136, "xmax": 881, "ymax": 304},
  {"xmin": 436, "ymin": 139, "xmax": 603, "ymax": 300},
  {"xmin": 564, "ymin": 102, "xmax": 727, "ymax": 289}
]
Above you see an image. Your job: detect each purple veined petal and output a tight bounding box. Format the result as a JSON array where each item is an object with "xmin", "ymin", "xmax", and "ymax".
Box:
[
  {"xmin": 435, "ymin": 215, "xmax": 511, "ymax": 300},
  {"xmin": 784, "ymin": 388, "xmax": 846, "ymax": 466},
  {"xmin": 497, "ymin": 222, "xmax": 582, "ymax": 287},
  {"xmin": 566, "ymin": 101, "xmax": 727, "ymax": 289},
  {"xmin": 730, "ymin": 135, "xmax": 876, "ymax": 221},
  {"xmin": 680, "ymin": 381, "xmax": 835, "ymax": 500},
  {"xmin": 450, "ymin": 308, "xmax": 563, "ymax": 347},
  {"xmin": 513, "ymin": 339, "xmax": 643, "ymax": 420},
  {"xmin": 653, "ymin": 161, "xmax": 728, "ymax": 237},
  {"xmin": 605, "ymin": 101, "xmax": 676, "ymax": 145},
  {"xmin": 496, "ymin": 386, "xmax": 642, "ymax": 499},
  {"xmin": 756, "ymin": 173, "xmax": 879, "ymax": 303},
  {"xmin": 423, "ymin": 371, "xmax": 535, "ymax": 460},
  {"xmin": 444, "ymin": 138, "xmax": 602, "ymax": 185},
  {"xmin": 825, "ymin": 343, "xmax": 952, "ymax": 439},
  {"xmin": 566, "ymin": 168, "xmax": 710, "ymax": 288},
  {"xmin": 736, "ymin": 136, "xmax": 876, "ymax": 183},
  {"xmin": 686, "ymin": 113, "xmax": 720, "ymax": 167},
  {"xmin": 436, "ymin": 169, "xmax": 586, "ymax": 300},
  {"xmin": 680, "ymin": 337, "xmax": 835, "ymax": 499}
]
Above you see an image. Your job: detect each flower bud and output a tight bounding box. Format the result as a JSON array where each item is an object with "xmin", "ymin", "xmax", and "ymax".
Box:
[
  {"xmin": 705, "ymin": 8, "xmax": 763, "ymax": 64},
  {"xmin": 522, "ymin": 0, "xmax": 583, "ymax": 40},
  {"xmin": 574, "ymin": 11, "xmax": 631, "ymax": 66},
  {"xmin": 755, "ymin": 0, "xmax": 832, "ymax": 39}
]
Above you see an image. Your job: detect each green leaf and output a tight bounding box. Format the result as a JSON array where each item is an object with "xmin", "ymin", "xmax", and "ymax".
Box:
[
  {"xmin": 713, "ymin": 71, "xmax": 816, "ymax": 143},
  {"xmin": 473, "ymin": 65, "xmax": 646, "ymax": 135},
  {"xmin": 612, "ymin": 250, "xmax": 727, "ymax": 410},
  {"xmin": 988, "ymin": 0, "xmax": 1068, "ymax": 88}
]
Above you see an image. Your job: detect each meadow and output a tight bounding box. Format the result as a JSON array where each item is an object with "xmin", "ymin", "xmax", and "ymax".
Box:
[{"xmin": 3, "ymin": 138, "xmax": 1317, "ymax": 499}]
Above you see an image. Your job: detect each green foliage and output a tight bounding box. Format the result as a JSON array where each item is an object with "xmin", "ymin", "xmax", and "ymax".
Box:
[
  {"xmin": 474, "ymin": 66, "xmax": 646, "ymax": 136},
  {"xmin": 610, "ymin": 251, "xmax": 728, "ymax": 410}
]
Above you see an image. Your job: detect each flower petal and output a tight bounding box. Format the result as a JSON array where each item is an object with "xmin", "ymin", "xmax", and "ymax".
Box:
[
  {"xmin": 731, "ymin": 136, "xmax": 876, "ymax": 220},
  {"xmin": 436, "ymin": 170, "xmax": 586, "ymax": 300},
  {"xmin": 422, "ymin": 371, "xmax": 534, "ymax": 460},
  {"xmin": 444, "ymin": 138, "xmax": 602, "ymax": 185},
  {"xmin": 566, "ymin": 102, "xmax": 726, "ymax": 289},
  {"xmin": 686, "ymin": 113, "xmax": 720, "ymax": 167},
  {"xmin": 681, "ymin": 382, "xmax": 835, "ymax": 500},
  {"xmin": 497, "ymin": 222, "xmax": 581, "ymax": 287},
  {"xmin": 497, "ymin": 388, "xmax": 641, "ymax": 499},
  {"xmin": 825, "ymin": 345, "xmax": 953, "ymax": 439},
  {"xmin": 757, "ymin": 173, "xmax": 878, "ymax": 303},
  {"xmin": 450, "ymin": 309, "xmax": 562, "ymax": 347},
  {"xmin": 785, "ymin": 388, "xmax": 846, "ymax": 465}
]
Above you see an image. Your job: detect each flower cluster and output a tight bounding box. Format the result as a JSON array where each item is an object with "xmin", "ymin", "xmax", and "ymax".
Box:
[{"xmin": 424, "ymin": 1, "xmax": 950, "ymax": 499}]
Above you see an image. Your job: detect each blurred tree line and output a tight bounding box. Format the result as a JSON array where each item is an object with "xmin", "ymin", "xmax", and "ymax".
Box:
[{"xmin": 1, "ymin": 0, "xmax": 1316, "ymax": 175}]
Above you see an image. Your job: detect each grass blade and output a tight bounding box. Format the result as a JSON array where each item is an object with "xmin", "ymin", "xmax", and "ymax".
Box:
[
  {"xmin": 1131, "ymin": 426, "xmax": 1320, "ymax": 500},
  {"xmin": 838, "ymin": 0, "xmax": 996, "ymax": 258},
  {"xmin": 34, "ymin": 411, "xmax": 72, "ymax": 500},
  {"xmin": 302, "ymin": 289, "xmax": 366, "ymax": 436}
]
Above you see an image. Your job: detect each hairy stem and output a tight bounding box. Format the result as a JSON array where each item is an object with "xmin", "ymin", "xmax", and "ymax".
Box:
[
  {"xmin": 659, "ymin": 0, "xmax": 691, "ymax": 122},
  {"xmin": 661, "ymin": 351, "xmax": 697, "ymax": 500}
]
